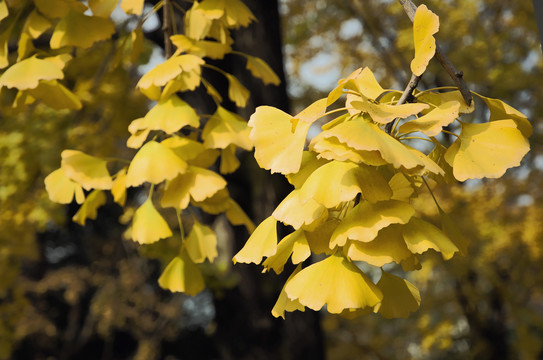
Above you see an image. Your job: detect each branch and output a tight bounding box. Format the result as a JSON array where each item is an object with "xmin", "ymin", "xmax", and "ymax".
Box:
[
  {"xmin": 385, "ymin": 72, "xmax": 420, "ymax": 134},
  {"xmin": 162, "ymin": 0, "xmax": 173, "ymax": 58},
  {"xmin": 397, "ymin": 0, "xmax": 473, "ymax": 106}
]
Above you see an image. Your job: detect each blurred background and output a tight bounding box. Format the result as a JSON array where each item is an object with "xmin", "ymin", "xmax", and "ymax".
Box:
[{"xmin": 1, "ymin": 0, "xmax": 542, "ymax": 359}]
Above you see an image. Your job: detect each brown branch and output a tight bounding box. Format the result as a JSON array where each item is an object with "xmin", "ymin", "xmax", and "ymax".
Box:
[
  {"xmin": 397, "ymin": 0, "xmax": 473, "ymax": 106},
  {"xmin": 162, "ymin": 0, "xmax": 173, "ymax": 58},
  {"xmin": 385, "ymin": 72, "xmax": 420, "ymax": 134}
]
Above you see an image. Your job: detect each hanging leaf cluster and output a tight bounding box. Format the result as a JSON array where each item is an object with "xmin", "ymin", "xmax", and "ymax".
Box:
[{"xmin": 234, "ymin": 4, "xmax": 531, "ymax": 319}]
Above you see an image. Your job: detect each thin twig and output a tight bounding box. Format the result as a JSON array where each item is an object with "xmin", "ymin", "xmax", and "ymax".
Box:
[
  {"xmin": 163, "ymin": 0, "xmax": 173, "ymax": 58},
  {"xmin": 397, "ymin": 0, "xmax": 472, "ymax": 106},
  {"xmin": 385, "ymin": 72, "xmax": 420, "ymax": 134}
]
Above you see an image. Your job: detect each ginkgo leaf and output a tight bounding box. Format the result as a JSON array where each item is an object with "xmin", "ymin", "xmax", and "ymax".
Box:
[
  {"xmin": 439, "ymin": 208, "xmax": 468, "ymax": 255},
  {"xmin": 356, "ymin": 165, "xmax": 393, "ymax": 202},
  {"xmin": 410, "ymin": 5, "xmax": 439, "ymax": 76},
  {"xmin": 389, "ymin": 173, "xmax": 415, "ymax": 201},
  {"xmin": 428, "ymin": 142, "xmax": 456, "ymax": 184},
  {"xmin": 120, "ymin": 0, "xmax": 145, "ymax": 15},
  {"xmin": 272, "ymin": 190, "xmax": 328, "ymax": 230},
  {"xmin": 310, "ymin": 135, "xmax": 383, "ymax": 165},
  {"xmin": 192, "ymin": 188, "xmax": 231, "ymax": 214},
  {"xmin": 399, "ymin": 101, "xmax": 460, "ymax": 137},
  {"xmin": 125, "ymin": 141, "xmax": 188, "ymax": 187},
  {"xmin": 202, "ymin": 106, "xmax": 253, "ymax": 150},
  {"xmin": 327, "ymin": 67, "xmax": 364, "ymax": 106},
  {"xmin": 171, "ymin": 34, "xmax": 232, "ymax": 59},
  {"xmin": 475, "ymin": 93, "xmax": 532, "ymax": 138},
  {"xmin": 305, "ymin": 218, "xmax": 341, "ymax": 255},
  {"xmin": 184, "ymin": 2, "xmax": 213, "ymax": 40},
  {"xmin": 405, "ymin": 146, "xmax": 444, "ymax": 176},
  {"xmin": 186, "ymin": 220, "xmax": 218, "ymax": 263},
  {"xmin": 33, "ymin": 0, "xmax": 87, "ymax": 19},
  {"xmin": 223, "ymin": 0, "xmax": 256, "ymax": 27},
  {"xmin": 142, "ymin": 95, "xmax": 199, "ymax": 134},
  {"xmin": 272, "ymin": 265, "xmax": 305, "ymax": 319},
  {"xmin": 137, "ymin": 55, "xmax": 204, "ymax": 89},
  {"xmin": 225, "ymin": 73, "xmax": 249, "ymax": 107},
  {"xmin": 233, "ymin": 216, "xmax": 277, "ymax": 265},
  {"xmin": 44, "ymin": 168, "xmax": 85, "ymax": 204},
  {"xmin": 0, "ymin": 1, "xmax": 8, "ymax": 21},
  {"xmin": 351, "ymin": 67, "xmax": 386, "ymax": 100},
  {"xmin": 249, "ymin": 106, "xmax": 312, "ymax": 174},
  {"xmin": 50, "ymin": 11, "xmax": 115, "ymax": 49},
  {"xmin": 299, "ymin": 161, "xmax": 361, "ymax": 208},
  {"xmin": 131, "ymin": 197, "xmax": 172, "ymax": 244},
  {"xmin": 126, "ymin": 118, "xmax": 150, "ymax": 149},
  {"xmin": 375, "ymin": 272, "xmax": 421, "ymax": 319},
  {"xmin": 284, "ymin": 252, "xmax": 383, "ymax": 314},
  {"xmin": 330, "ymin": 200, "xmax": 415, "ymax": 247},
  {"xmin": 444, "ymin": 120, "xmax": 530, "ymax": 181},
  {"xmin": 315, "ymin": 118, "xmax": 426, "ymax": 172},
  {"xmin": 161, "ymin": 166, "xmax": 227, "ymax": 209},
  {"xmin": 220, "ymin": 144, "xmax": 240, "ymax": 174},
  {"xmin": 72, "ymin": 189, "xmax": 107, "ymax": 225},
  {"xmin": 292, "ymin": 98, "xmax": 327, "ymax": 127},
  {"xmin": 402, "ymin": 217, "xmax": 459, "ymax": 260},
  {"xmin": 285, "ymin": 151, "xmax": 329, "ymax": 189},
  {"xmin": 262, "ymin": 229, "xmax": 310, "ymax": 274},
  {"xmin": 198, "ymin": 0, "xmax": 225, "ymax": 19},
  {"xmin": 246, "ymin": 55, "xmax": 280, "ymax": 85},
  {"xmin": 24, "ymin": 10, "xmax": 52, "ymax": 39},
  {"xmin": 225, "ymin": 199, "xmax": 255, "ymax": 233},
  {"xmin": 0, "ymin": 56, "xmax": 64, "ymax": 90},
  {"xmin": 158, "ymin": 250, "xmax": 205, "ymax": 295},
  {"xmin": 111, "ymin": 168, "xmax": 127, "ymax": 206},
  {"xmin": 130, "ymin": 28, "xmax": 144, "ymax": 63},
  {"xmin": 417, "ymin": 90, "xmax": 474, "ymax": 114},
  {"xmin": 61, "ymin": 150, "xmax": 112, "ymax": 190},
  {"xmin": 0, "ymin": 31, "xmax": 9, "ymax": 69},
  {"xmin": 350, "ymin": 95, "xmax": 429, "ymax": 124},
  {"xmin": 89, "ymin": 0, "xmax": 118, "ymax": 17},
  {"xmin": 161, "ymin": 136, "xmax": 220, "ymax": 167},
  {"xmin": 345, "ymin": 225, "xmax": 413, "ymax": 267},
  {"xmin": 26, "ymin": 79, "xmax": 82, "ymax": 110}
]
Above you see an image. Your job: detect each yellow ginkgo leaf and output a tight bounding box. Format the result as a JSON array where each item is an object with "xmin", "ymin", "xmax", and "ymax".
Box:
[
  {"xmin": 305, "ymin": 218, "xmax": 341, "ymax": 255},
  {"xmin": 0, "ymin": 1, "xmax": 8, "ymax": 21},
  {"xmin": 223, "ymin": 0, "xmax": 256, "ymax": 27},
  {"xmin": 26, "ymin": 79, "xmax": 82, "ymax": 110},
  {"xmin": 475, "ymin": 93, "xmax": 532, "ymax": 138},
  {"xmin": 285, "ymin": 253, "xmax": 383, "ymax": 314},
  {"xmin": 310, "ymin": 134, "xmax": 387, "ymax": 166},
  {"xmin": 127, "ymin": 118, "xmax": 150, "ymax": 149},
  {"xmin": 405, "ymin": 146, "xmax": 444, "ymax": 176},
  {"xmin": 170, "ymin": 34, "xmax": 232, "ymax": 59},
  {"xmin": 161, "ymin": 166, "xmax": 227, "ymax": 209},
  {"xmin": 330, "ymin": 200, "xmax": 415, "ymax": 247},
  {"xmin": 262, "ymin": 229, "xmax": 310, "ymax": 274},
  {"xmin": 202, "ymin": 106, "xmax": 253, "ymax": 150},
  {"xmin": 417, "ymin": 90, "xmax": 474, "ymax": 114},
  {"xmin": 285, "ymin": 151, "xmax": 329, "ymax": 189},
  {"xmin": 61, "ymin": 150, "xmax": 112, "ymax": 190},
  {"xmin": 0, "ymin": 56, "xmax": 64, "ymax": 90},
  {"xmin": 245, "ymin": 55, "xmax": 280, "ymax": 85},
  {"xmin": 375, "ymin": 271, "xmax": 421, "ymax": 319},
  {"xmin": 131, "ymin": 197, "xmax": 172, "ymax": 244},
  {"xmin": 233, "ymin": 216, "xmax": 277, "ymax": 265},
  {"xmin": 225, "ymin": 199, "xmax": 255, "ymax": 233},
  {"xmin": 184, "ymin": 2, "xmax": 213, "ymax": 40},
  {"xmin": 24, "ymin": 10, "xmax": 52, "ymax": 39},
  {"xmin": 193, "ymin": 188, "xmax": 231, "ymax": 214},
  {"xmin": 351, "ymin": 67, "xmax": 386, "ymax": 100},
  {"xmin": 315, "ymin": 118, "xmax": 426, "ymax": 172},
  {"xmin": 327, "ymin": 67, "xmax": 363, "ymax": 106},
  {"xmin": 142, "ymin": 95, "xmax": 199, "ymax": 134},
  {"xmin": 125, "ymin": 141, "xmax": 188, "ymax": 187},
  {"xmin": 389, "ymin": 173, "xmax": 414, "ymax": 202},
  {"xmin": 44, "ymin": 168, "xmax": 85, "ymax": 204},
  {"xmin": 271, "ymin": 265, "xmax": 305, "ymax": 319},
  {"xmin": 292, "ymin": 98, "xmax": 327, "ymax": 129},
  {"xmin": 439, "ymin": 208, "xmax": 468, "ymax": 255},
  {"xmin": 399, "ymin": 101, "xmax": 460, "ymax": 137},
  {"xmin": 402, "ymin": 217, "xmax": 459, "ymax": 260},
  {"xmin": 350, "ymin": 95, "xmax": 429, "ymax": 125},
  {"xmin": 345, "ymin": 225, "xmax": 413, "ymax": 267},
  {"xmin": 137, "ymin": 54, "xmax": 204, "ymax": 89},
  {"xmin": 356, "ymin": 165, "xmax": 393, "ymax": 203},
  {"xmin": 72, "ymin": 189, "xmax": 107, "ymax": 225},
  {"xmin": 186, "ymin": 220, "xmax": 218, "ymax": 263},
  {"xmin": 428, "ymin": 142, "xmax": 456, "ymax": 184},
  {"xmin": 111, "ymin": 168, "xmax": 127, "ymax": 206},
  {"xmin": 88, "ymin": 0, "xmax": 118, "ymax": 17},
  {"xmin": 130, "ymin": 28, "xmax": 144, "ymax": 63},
  {"xmin": 444, "ymin": 120, "xmax": 530, "ymax": 181},
  {"xmin": 249, "ymin": 106, "xmax": 312, "ymax": 174},
  {"xmin": 219, "ymin": 144, "xmax": 240, "ymax": 174},
  {"xmin": 272, "ymin": 190, "xmax": 328, "ymax": 230},
  {"xmin": 410, "ymin": 4, "xmax": 439, "ymax": 76},
  {"xmin": 0, "ymin": 31, "xmax": 9, "ymax": 69},
  {"xmin": 158, "ymin": 250, "xmax": 205, "ymax": 295},
  {"xmin": 33, "ymin": 0, "xmax": 87, "ymax": 19},
  {"xmin": 50, "ymin": 11, "xmax": 115, "ymax": 49},
  {"xmin": 299, "ymin": 161, "xmax": 361, "ymax": 208},
  {"xmin": 225, "ymin": 73, "xmax": 249, "ymax": 107},
  {"xmin": 120, "ymin": 0, "xmax": 145, "ymax": 15}
]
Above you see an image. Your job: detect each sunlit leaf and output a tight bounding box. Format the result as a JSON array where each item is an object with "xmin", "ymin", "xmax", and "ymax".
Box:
[
  {"xmin": 111, "ymin": 168, "xmax": 127, "ymax": 206},
  {"xmin": 131, "ymin": 197, "xmax": 172, "ymax": 244},
  {"xmin": 61, "ymin": 150, "xmax": 112, "ymax": 190},
  {"xmin": 0, "ymin": 56, "xmax": 63, "ymax": 90},
  {"xmin": 233, "ymin": 216, "xmax": 277, "ymax": 265},
  {"xmin": 350, "ymin": 95, "xmax": 429, "ymax": 125},
  {"xmin": 0, "ymin": 1, "xmax": 8, "ymax": 21},
  {"xmin": 33, "ymin": 0, "xmax": 87, "ymax": 19},
  {"xmin": 219, "ymin": 144, "xmax": 240, "ymax": 174},
  {"xmin": 272, "ymin": 190, "xmax": 328, "ymax": 230},
  {"xmin": 263, "ymin": 229, "xmax": 310, "ymax": 274},
  {"xmin": 225, "ymin": 199, "xmax": 255, "ymax": 233},
  {"xmin": 26, "ymin": 79, "xmax": 82, "ymax": 110},
  {"xmin": 444, "ymin": 120, "xmax": 530, "ymax": 181},
  {"xmin": 142, "ymin": 95, "xmax": 199, "ymax": 134},
  {"xmin": 272, "ymin": 265, "xmax": 305, "ymax": 319},
  {"xmin": 475, "ymin": 93, "xmax": 532, "ymax": 137},
  {"xmin": 137, "ymin": 54, "xmax": 204, "ymax": 89},
  {"xmin": 125, "ymin": 141, "xmax": 188, "ymax": 187},
  {"xmin": 389, "ymin": 173, "xmax": 414, "ymax": 201},
  {"xmin": 246, "ymin": 55, "xmax": 280, "ymax": 85},
  {"xmin": 399, "ymin": 101, "xmax": 460, "ymax": 137},
  {"xmin": 44, "ymin": 168, "xmax": 85, "ymax": 204},
  {"xmin": 225, "ymin": 73, "xmax": 249, "ymax": 107},
  {"xmin": 184, "ymin": 2, "xmax": 212, "ymax": 40},
  {"xmin": 24, "ymin": 10, "xmax": 52, "ymax": 39},
  {"xmin": 158, "ymin": 250, "xmax": 205, "ymax": 295},
  {"xmin": 89, "ymin": 0, "xmax": 118, "ymax": 17},
  {"xmin": 285, "ymin": 253, "xmax": 383, "ymax": 314},
  {"xmin": 120, "ymin": 0, "xmax": 144, "ymax": 15},
  {"xmin": 285, "ymin": 151, "xmax": 329, "ymax": 189},
  {"xmin": 402, "ymin": 217, "xmax": 459, "ymax": 260},
  {"xmin": 330, "ymin": 200, "xmax": 415, "ymax": 247},
  {"xmin": 202, "ymin": 106, "xmax": 252, "ymax": 150},
  {"xmin": 171, "ymin": 34, "xmax": 232, "ymax": 59},
  {"xmin": 410, "ymin": 5, "xmax": 439, "ymax": 76},
  {"xmin": 186, "ymin": 220, "xmax": 218, "ymax": 263},
  {"xmin": 50, "ymin": 11, "xmax": 114, "ymax": 49},
  {"xmin": 72, "ymin": 190, "xmax": 107, "ymax": 225},
  {"xmin": 375, "ymin": 272, "xmax": 421, "ymax": 319}
]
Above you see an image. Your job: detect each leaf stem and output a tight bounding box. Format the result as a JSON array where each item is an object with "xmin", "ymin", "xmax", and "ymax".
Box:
[{"xmin": 441, "ymin": 130, "xmax": 459, "ymax": 138}]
